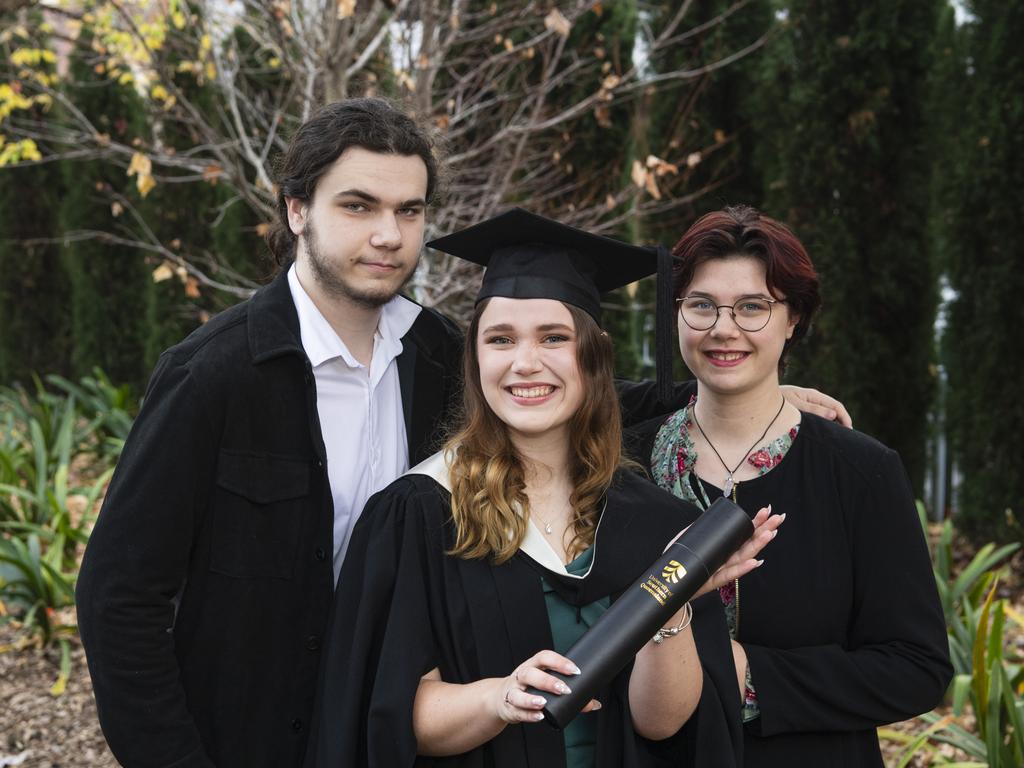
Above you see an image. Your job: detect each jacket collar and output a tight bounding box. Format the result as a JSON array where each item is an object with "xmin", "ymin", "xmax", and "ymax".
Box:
[
  {"xmin": 248, "ymin": 266, "xmax": 439, "ymax": 366},
  {"xmin": 248, "ymin": 268, "xmax": 306, "ymax": 363}
]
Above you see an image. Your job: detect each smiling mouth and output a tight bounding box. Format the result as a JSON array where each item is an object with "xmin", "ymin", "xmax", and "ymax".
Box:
[
  {"xmin": 508, "ymin": 385, "xmax": 555, "ymax": 398},
  {"xmin": 706, "ymin": 351, "xmax": 748, "ymax": 361}
]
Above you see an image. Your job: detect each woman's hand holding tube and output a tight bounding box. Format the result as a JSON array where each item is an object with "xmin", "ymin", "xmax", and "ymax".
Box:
[
  {"xmin": 497, "ymin": 650, "xmax": 600, "ymax": 724},
  {"xmin": 663, "ymin": 505, "xmax": 784, "ymax": 600},
  {"xmin": 413, "ymin": 652, "xmax": 599, "ymax": 757},
  {"xmin": 695, "ymin": 505, "xmax": 783, "ymax": 598}
]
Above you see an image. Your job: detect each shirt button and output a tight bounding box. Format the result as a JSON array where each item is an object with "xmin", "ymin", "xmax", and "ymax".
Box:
[
  {"xmin": 315, "ymin": 547, "xmax": 326, "ymax": 561},
  {"xmin": 316, "ymin": 458, "xmax": 324, "ymax": 469},
  {"xmin": 306, "ymin": 635, "xmax": 320, "ymax": 651},
  {"xmin": 292, "ymin": 718, "xmax": 303, "ymax": 732}
]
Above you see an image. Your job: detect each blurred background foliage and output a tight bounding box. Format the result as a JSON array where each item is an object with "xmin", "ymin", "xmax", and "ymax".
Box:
[
  {"xmin": 1, "ymin": 1, "xmax": 1023, "ymax": 760},
  {"xmin": 1, "ymin": 0, "xmax": 1017, "ymax": 545}
]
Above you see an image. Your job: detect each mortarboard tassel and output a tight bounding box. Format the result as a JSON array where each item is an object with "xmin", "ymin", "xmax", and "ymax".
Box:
[{"xmin": 655, "ymin": 244, "xmax": 675, "ymax": 406}]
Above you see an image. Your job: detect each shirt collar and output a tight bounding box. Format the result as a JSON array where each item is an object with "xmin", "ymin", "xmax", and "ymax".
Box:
[{"xmin": 287, "ymin": 264, "xmax": 421, "ymax": 369}]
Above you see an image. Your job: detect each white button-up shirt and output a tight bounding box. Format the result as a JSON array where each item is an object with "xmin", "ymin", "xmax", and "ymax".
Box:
[{"xmin": 287, "ymin": 266, "xmax": 421, "ymax": 582}]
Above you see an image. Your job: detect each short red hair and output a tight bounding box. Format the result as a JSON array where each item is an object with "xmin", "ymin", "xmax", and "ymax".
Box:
[{"xmin": 671, "ymin": 205, "xmax": 821, "ymax": 369}]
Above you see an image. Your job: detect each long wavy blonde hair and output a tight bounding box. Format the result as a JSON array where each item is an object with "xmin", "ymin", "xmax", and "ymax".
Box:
[{"xmin": 446, "ymin": 299, "xmax": 625, "ymax": 564}]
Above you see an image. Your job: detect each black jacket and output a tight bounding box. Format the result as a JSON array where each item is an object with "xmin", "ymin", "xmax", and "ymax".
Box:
[
  {"xmin": 630, "ymin": 413, "xmax": 953, "ymax": 767},
  {"xmin": 76, "ymin": 270, "xmax": 463, "ymax": 768}
]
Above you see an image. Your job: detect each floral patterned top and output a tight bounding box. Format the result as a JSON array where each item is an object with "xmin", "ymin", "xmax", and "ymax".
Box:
[{"xmin": 650, "ymin": 397, "xmax": 799, "ymax": 723}]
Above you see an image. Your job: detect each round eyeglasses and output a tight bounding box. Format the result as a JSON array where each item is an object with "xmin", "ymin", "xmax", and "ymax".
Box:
[{"xmin": 676, "ymin": 296, "xmax": 780, "ymax": 332}]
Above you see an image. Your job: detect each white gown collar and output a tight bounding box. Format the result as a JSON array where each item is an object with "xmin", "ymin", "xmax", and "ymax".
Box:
[{"xmin": 403, "ymin": 450, "xmax": 600, "ymax": 579}]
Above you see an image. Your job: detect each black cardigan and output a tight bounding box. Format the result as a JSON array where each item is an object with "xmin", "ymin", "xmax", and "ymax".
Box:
[{"xmin": 630, "ymin": 413, "xmax": 952, "ymax": 768}]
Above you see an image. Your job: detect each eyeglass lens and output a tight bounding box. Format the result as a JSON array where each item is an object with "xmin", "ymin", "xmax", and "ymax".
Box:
[{"xmin": 678, "ymin": 297, "xmax": 773, "ymax": 331}]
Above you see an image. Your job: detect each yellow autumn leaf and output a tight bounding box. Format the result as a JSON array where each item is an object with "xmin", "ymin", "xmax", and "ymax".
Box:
[
  {"xmin": 153, "ymin": 262, "xmax": 174, "ymax": 282},
  {"xmin": 337, "ymin": 0, "xmax": 356, "ymax": 19},
  {"xmin": 128, "ymin": 152, "xmax": 156, "ymax": 197},
  {"xmin": 203, "ymin": 164, "xmax": 223, "ymax": 184},
  {"xmin": 151, "ymin": 84, "xmax": 169, "ymax": 101},
  {"xmin": 0, "ymin": 138, "xmax": 41, "ymax": 165},
  {"xmin": 128, "ymin": 152, "xmax": 151, "ymax": 177},
  {"xmin": 544, "ymin": 9, "xmax": 571, "ymax": 38},
  {"xmin": 646, "ymin": 154, "xmax": 678, "ymax": 176},
  {"xmin": 644, "ymin": 172, "xmax": 661, "ymax": 200},
  {"xmin": 205, "ymin": 61, "xmax": 217, "ymax": 80},
  {"xmin": 137, "ymin": 173, "xmax": 156, "ymax": 197},
  {"xmin": 172, "ymin": 11, "xmax": 187, "ymax": 29},
  {"xmin": 630, "ymin": 159, "xmax": 646, "ymax": 188}
]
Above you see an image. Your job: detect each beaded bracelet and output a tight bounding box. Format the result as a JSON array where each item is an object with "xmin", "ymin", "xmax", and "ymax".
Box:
[{"xmin": 652, "ymin": 601, "xmax": 693, "ymax": 644}]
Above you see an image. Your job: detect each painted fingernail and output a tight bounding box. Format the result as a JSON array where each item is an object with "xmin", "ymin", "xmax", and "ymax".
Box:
[
  {"xmin": 767, "ymin": 503, "xmax": 772, "ymax": 514},
  {"xmin": 533, "ymin": 696, "xmax": 547, "ymax": 707},
  {"xmin": 592, "ymin": 700, "xmax": 602, "ymax": 710},
  {"xmin": 569, "ymin": 664, "xmax": 581, "ymax": 675},
  {"xmin": 533, "ymin": 712, "xmax": 545, "ymax": 721},
  {"xmin": 755, "ymin": 559, "xmax": 765, "ymax": 567},
  {"xmin": 556, "ymin": 682, "xmax": 571, "ymax": 694},
  {"xmin": 770, "ymin": 529, "xmax": 778, "ymax": 538},
  {"xmin": 779, "ymin": 513, "xmax": 786, "ymax": 521}
]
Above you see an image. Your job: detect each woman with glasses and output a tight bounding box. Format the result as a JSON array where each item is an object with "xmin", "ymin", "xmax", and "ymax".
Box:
[{"xmin": 629, "ymin": 206, "xmax": 951, "ymax": 767}]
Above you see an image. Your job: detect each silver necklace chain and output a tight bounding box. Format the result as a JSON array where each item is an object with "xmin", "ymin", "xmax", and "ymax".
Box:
[{"xmin": 692, "ymin": 396, "xmax": 786, "ymax": 497}]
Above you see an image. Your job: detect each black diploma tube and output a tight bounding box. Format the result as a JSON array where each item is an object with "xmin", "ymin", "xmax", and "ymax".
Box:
[{"xmin": 529, "ymin": 496, "xmax": 753, "ymax": 730}]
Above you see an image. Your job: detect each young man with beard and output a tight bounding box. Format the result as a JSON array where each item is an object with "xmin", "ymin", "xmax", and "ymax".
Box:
[{"xmin": 76, "ymin": 99, "xmax": 462, "ymax": 768}]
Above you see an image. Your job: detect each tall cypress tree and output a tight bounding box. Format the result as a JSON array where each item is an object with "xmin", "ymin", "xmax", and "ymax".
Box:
[
  {"xmin": 753, "ymin": 0, "xmax": 942, "ymax": 491},
  {"xmin": 58, "ymin": 43, "xmax": 156, "ymax": 389},
  {"xmin": 0, "ymin": 161, "xmax": 72, "ymax": 384},
  {"xmin": 0, "ymin": 14, "xmax": 72, "ymax": 384},
  {"xmin": 941, "ymin": 0, "xmax": 1024, "ymax": 542}
]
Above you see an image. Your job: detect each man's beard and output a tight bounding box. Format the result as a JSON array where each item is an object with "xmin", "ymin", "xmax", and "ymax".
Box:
[{"xmin": 304, "ymin": 218, "xmax": 414, "ymax": 309}]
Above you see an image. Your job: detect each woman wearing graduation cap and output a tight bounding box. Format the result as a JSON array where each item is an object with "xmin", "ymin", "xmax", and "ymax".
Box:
[{"xmin": 309, "ymin": 209, "xmax": 783, "ymax": 768}]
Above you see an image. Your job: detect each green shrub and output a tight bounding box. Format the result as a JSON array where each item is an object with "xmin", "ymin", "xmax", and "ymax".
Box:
[
  {"xmin": 882, "ymin": 507, "xmax": 1022, "ymax": 766},
  {"xmin": 0, "ymin": 369, "xmax": 128, "ymax": 692}
]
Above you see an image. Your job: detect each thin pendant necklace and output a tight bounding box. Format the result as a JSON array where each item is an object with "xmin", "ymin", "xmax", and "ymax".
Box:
[
  {"xmin": 692, "ymin": 396, "xmax": 786, "ymax": 497},
  {"xmin": 533, "ymin": 513, "xmax": 555, "ymax": 535}
]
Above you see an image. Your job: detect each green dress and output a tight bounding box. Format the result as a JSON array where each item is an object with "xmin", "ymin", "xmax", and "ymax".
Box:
[{"xmin": 541, "ymin": 547, "xmax": 611, "ymax": 768}]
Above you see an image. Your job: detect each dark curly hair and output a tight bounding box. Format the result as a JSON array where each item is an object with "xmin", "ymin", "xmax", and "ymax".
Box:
[{"xmin": 266, "ymin": 98, "xmax": 442, "ymax": 267}]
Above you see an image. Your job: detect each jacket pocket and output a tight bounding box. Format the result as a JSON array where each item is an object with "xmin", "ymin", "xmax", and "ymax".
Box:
[{"xmin": 210, "ymin": 450, "xmax": 311, "ymax": 579}]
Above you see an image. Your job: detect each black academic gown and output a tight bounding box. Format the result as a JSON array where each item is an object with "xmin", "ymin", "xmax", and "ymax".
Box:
[{"xmin": 310, "ymin": 464, "xmax": 742, "ymax": 768}]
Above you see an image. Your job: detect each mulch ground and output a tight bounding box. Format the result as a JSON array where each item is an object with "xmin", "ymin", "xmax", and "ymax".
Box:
[
  {"xmin": 0, "ymin": 614, "xmax": 115, "ymax": 767},
  {"xmin": 1, "ymin": 532, "xmax": 1020, "ymax": 767}
]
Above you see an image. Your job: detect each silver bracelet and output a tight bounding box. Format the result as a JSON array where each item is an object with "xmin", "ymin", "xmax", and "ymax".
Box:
[{"xmin": 652, "ymin": 602, "xmax": 693, "ymax": 644}]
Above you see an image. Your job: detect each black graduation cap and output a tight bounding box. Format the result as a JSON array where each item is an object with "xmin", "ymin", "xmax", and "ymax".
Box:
[{"xmin": 426, "ymin": 207, "xmax": 676, "ymax": 403}]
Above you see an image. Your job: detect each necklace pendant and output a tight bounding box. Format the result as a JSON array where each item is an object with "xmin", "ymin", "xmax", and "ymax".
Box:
[
  {"xmin": 722, "ymin": 475, "xmax": 734, "ymax": 497},
  {"xmin": 544, "ymin": 523, "xmax": 553, "ymax": 534}
]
